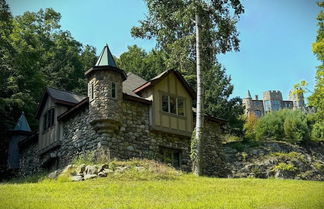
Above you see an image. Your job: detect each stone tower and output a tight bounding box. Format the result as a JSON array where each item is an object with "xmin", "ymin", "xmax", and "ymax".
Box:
[
  {"xmin": 288, "ymin": 89, "xmax": 305, "ymax": 110},
  {"xmin": 263, "ymin": 90, "xmax": 283, "ymax": 112},
  {"xmin": 242, "ymin": 90, "xmax": 252, "ymax": 115},
  {"xmin": 85, "ymin": 45, "xmax": 127, "ymax": 133}
]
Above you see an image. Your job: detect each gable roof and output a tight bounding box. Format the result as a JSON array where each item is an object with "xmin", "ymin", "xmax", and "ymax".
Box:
[
  {"xmin": 133, "ymin": 69, "xmax": 195, "ymax": 98},
  {"xmin": 35, "ymin": 87, "xmax": 86, "ymax": 119}
]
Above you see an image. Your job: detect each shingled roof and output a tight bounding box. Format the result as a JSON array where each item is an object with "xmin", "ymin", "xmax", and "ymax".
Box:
[
  {"xmin": 123, "ymin": 72, "xmax": 148, "ymax": 97},
  {"xmin": 36, "ymin": 87, "xmax": 86, "ymax": 119}
]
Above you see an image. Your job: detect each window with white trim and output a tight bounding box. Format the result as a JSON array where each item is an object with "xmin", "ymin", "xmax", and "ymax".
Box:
[{"xmin": 161, "ymin": 94, "xmax": 185, "ymax": 116}]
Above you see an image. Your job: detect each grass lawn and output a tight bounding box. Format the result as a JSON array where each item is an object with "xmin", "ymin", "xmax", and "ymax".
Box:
[{"xmin": 0, "ymin": 175, "xmax": 323, "ymax": 209}]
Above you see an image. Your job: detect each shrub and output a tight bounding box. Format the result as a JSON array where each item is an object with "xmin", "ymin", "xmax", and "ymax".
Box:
[
  {"xmin": 254, "ymin": 110, "xmax": 287, "ymax": 141},
  {"xmin": 254, "ymin": 110, "xmax": 310, "ymax": 143},
  {"xmin": 243, "ymin": 114, "xmax": 258, "ymax": 140},
  {"xmin": 283, "ymin": 110, "xmax": 309, "ymax": 143},
  {"xmin": 311, "ymin": 121, "xmax": 324, "ymax": 141},
  {"xmin": 272, "ymin": 163, "xmax": 297, "ymax": 172}
]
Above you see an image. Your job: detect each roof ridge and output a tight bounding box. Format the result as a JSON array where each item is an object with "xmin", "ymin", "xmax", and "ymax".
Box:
[{"xmin": 46, "ymin": 86, "xmax": 86, "ymax": 98}]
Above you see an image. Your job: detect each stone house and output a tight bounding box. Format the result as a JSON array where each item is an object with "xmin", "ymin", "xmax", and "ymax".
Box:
[{"xmin": 18, "ymin": 45, "xmax": 226, "ymax": 176}]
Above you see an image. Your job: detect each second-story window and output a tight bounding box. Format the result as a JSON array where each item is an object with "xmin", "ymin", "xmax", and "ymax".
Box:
[
  {"xmin": 43, "ymin": 108, "xmax": 55, "ymax": 132},
  {"xmin": 111, "ymin": 82, "xmax": 116, "ymax": 98},
  {"xmin": 161, "ymin": 94, "xmax": 185, "ymax": 116}
]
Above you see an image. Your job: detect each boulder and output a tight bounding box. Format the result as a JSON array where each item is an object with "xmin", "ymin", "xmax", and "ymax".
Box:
[
  {"xmin": 77, "ymin": 164, "xmax": 86, "ymax": 175},
  {"xmin": 98, "ymin": 172, "xmax": 107, "ymax": 177},
  {"xmin": 84, "ymin": 174, "xmax": 97, "ymax": 180},
  {"xmin": 99, "ymin": 164, "xmax": 109, "ymax": 172},
  {"xmin": 71, "ymin": 175, "xmax": 83, "ymax": 182},
  {"xmin": 84, "ymin": 165, "xmax": 98, "ymax": 175}
]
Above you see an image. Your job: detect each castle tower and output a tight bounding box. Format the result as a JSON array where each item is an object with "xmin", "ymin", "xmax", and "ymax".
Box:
[
  {"xmin": 85, "ymin": 45, "xmax": 127, "ymax": 133},
  {"xmin": 242, "ymin": 90, "xmax": 252, "ymax": 115},
  {"xmin": 263, "ymin": 90, "xmax": 283, "ymax": 112},
  {"xmin": 289, "ymin": 89, "xmax": 305, "ymax": 110}
]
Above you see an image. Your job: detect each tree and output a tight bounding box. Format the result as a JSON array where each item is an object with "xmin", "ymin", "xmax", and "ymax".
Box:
[
  {"xmin": 309, "ymin": 2, "xmax": 324, "ymax": 141},
  {"xmin": 131, "ymin": 0, "xmax": 244, "ymax": 175},
  {"xmin": 0, "ymin": 3, "xmax": 96, "ymax": 139},
  {"xmin": 116, "ymin": 45, "xmax": 166, "ymax": 80},
  {"xmin": 295, "ymin": 2, "xmax": 324, "ymax": 141}
]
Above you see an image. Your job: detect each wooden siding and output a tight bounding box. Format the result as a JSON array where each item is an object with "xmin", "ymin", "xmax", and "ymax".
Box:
[
  {"xmin": 38, "ymin": 96, "xmax": 68, "ymax": 151},
  {"xmin": 151, "ymin": 72, "xmax": 193, "ymax": 135}
]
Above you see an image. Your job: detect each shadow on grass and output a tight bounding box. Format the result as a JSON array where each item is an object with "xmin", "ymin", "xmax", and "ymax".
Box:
[{"xmin": 2, "ymin": 172, "xmax": 48, "ymax": 184}]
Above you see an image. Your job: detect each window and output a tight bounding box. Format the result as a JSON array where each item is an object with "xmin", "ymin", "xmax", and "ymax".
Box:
[
  {"xmin": 272, "ymin": 100, "xmax": 280, "ymax": 111},
  {"xmin": 161, "ymin": 94, "xmax": 185, "ymax": 116},
  {"xmin": 160, "ymin": 147, "xmax": 181, "ymax": 169},
  {"xmin": 254, "ymin": 110, "xmax": 262, "ymax": 117},
  {"xmin": 177, "ymin": 98, "xmax": 185, "ymax": 116},
  {"xmin": 170, "ymin": 96, "xmax": 176, "ymax": 114},
  {"xmin": 264, "ymin": 100, "xmax": 271, "ymax": 112},
  {"xmin": 162, "ymin": 95, "xmax": 169, "ymax": 112},
  {"xmin": 43, "ymin": 108, "xmax": 55, "ymax": 131},
  {"xmin": 111, "ymin": 82, "xmax": 116, "ymax": 98},
  {"xmin": 89, "ymin": 82, "xmax": 94, "ymax": 100}
]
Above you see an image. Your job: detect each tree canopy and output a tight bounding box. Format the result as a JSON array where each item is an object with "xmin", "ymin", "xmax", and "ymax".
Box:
[
  {"xmin": 131, "ymin": 0, "xmax": 245, "ymax": 135},
  {"xmin": 0, "ymin": 1, "xmax": 96, "ymax": 137}
]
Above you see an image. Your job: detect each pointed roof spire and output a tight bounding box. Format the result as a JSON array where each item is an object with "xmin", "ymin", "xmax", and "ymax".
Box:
[
  {"xmin": 85, "ymin": 44, "xmax": 127, "ymax": 80},
  {"xmin": 95, "ymin": 44, "xmax": 117, "ymax": 67},
  {"xmin": 246, "ymin": 90, "xmax": 252, "ymax": 99},
  {"xmin": 14, "ymin": 112, "xmax": 31, "ymax": 132}
]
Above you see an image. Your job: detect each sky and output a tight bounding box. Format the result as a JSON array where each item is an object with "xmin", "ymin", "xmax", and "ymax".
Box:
[{"xmin": 7, "ymin": 0, "xmax": 320, "ymax": 101}]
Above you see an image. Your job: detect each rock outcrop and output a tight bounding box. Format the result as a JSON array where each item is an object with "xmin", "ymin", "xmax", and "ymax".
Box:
[{"xmin": 224, "ymin": 141, "xmax": 324, "ymax": 181}]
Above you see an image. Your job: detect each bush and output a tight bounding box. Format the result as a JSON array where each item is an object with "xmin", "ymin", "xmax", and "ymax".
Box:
[
  {"xmin": 254, "ymin": 110, "xmax": 310, "ymax": 143},
  {"xmin": 243, "ymin": 114, "xmax": 258, "ymax": 140},
  {"xmin": 283, "ymin": 110, "xmax": 309, "ymax": 143},
  {"xmin": 254, "ymin": 110, "xmax": 287, "ymax": 141}
]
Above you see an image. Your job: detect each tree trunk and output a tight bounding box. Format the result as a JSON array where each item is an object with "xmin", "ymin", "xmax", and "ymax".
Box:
[{"xmin": 194, "ymin": 13, "xmax": 203, "ymax": 176}]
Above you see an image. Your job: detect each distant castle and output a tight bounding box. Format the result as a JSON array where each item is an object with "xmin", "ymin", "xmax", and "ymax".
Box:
[{"xmin": 242, "ymin": 90, "xmax": 305, "ymax": 118}]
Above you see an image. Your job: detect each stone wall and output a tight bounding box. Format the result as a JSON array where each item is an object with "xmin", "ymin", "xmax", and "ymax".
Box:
[
  {"xmin": 201, "ymin": 120, "xmax": 228, "ymax": 177},
  {"xmin": 56, "ymin": 100, "xmax": 192, "ymax": 172},
  {"xmin": 19, "ymin": 99, "xmax": 223, "ymax": 175},
  {"xmin": 19, "ymin": 141, "xmax": 40, "ymax": 176}
]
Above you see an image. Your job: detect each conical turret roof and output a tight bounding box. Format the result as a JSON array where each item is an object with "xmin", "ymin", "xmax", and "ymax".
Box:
[
  {"xmin": 85, "ymin": 44, "xmax": 127, "ymax": 81},
  {"xmin": 95, "ymin": 44, "xmax": 117, "ymax": 67},
  {"xmin": 246, "ymin": 90, "xmax": 252, "ymax": 99},
  {"xmin": 14, "ymin": 112, "xmax": 31, "ymax": 132}
]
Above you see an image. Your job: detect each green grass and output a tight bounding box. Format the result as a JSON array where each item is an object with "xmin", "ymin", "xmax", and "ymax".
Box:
[{"xmin": 0, "ymin": 175, "xmax": 323, "ymax": 209}]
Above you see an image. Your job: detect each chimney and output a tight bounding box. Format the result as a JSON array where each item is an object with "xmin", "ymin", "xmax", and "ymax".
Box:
[{"xmin": 255, "ymin": 95, "xmax": 259, "ymax": 100}]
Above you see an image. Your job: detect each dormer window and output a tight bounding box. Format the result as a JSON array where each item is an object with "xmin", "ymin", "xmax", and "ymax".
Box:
[
  {"xmin": 111, "ymin": 82, "xmax": 117, "ymax": 98},
  {"xmin": 43, "ymin": 108, "xmax": 55, "ymax": 132},
  {"xmin": 161, "ymin": 94, "xmax": 185, "ymax": 116}
]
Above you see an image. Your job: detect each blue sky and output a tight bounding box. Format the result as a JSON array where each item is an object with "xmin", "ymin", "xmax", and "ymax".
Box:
[{"xmin": 7, "ymin": 0, "xmax": 320, "ymax": 101}]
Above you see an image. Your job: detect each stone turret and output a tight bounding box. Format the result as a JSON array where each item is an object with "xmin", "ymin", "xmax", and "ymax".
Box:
[
  {"xmin": 85, "ymin": 45, "xmax": 127, "ymax": 133},
  {"xmin": 288, "ymin": 89, "xmax": 305, "ymax": 110},
  {"xmin": 242, "ymin": 90, "xmax": 252, "ymax": 114}
]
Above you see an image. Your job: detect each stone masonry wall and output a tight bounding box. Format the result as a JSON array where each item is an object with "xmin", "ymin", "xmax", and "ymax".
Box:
[
  {"xmin": 57, "ymin": 100, "xmax": 192, "ymax": 171},
  {"xmin": 19, "ymin": 142, "xmax": 41, "ymax": 176},
  {"xmin": 20, "ymin": 100, "xmax": 223, "ymax": 175},
  {"xmin": 201, "ymin": 120, "xmax": 228, "ymax": 177}
]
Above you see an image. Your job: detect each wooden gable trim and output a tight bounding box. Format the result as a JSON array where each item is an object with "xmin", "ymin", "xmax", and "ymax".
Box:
[
  {"xmin": 133, "ymin": 70, "xmax": 195, "ymax": 98},
  {"xmin": 57, "ymin": 97, "xmax": 89, "ymax": 121}
]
